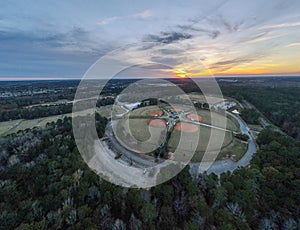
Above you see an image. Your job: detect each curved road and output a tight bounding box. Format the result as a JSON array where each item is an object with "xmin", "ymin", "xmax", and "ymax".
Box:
[
  {"xmin": 105, "ymin": 121, "xmax": 162, "ymax": 167},
  {"xmin": 189, "ymin": 112, "xmax": 257, "ymax": 175},
  {"xmin": 105, "ymin": 105, "xmax": 257, "ymax": 176}
]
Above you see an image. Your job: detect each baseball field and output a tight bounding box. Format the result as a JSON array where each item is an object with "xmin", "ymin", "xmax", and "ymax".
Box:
[{"xmin": 114, "ymin": 104, "xmax": 246, "ymax": 162}]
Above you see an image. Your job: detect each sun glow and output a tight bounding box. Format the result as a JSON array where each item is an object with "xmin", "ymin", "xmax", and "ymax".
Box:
[{"xmin": 174, "ymin": 68, "xmax": 188, "ymax": 78}]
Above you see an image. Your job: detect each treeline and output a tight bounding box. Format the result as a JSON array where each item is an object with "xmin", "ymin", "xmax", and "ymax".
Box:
[
  {"xmin": 0, "ymin": 104, "xmax": 73, "ymax": 122},
  {"xmin": 0, "ymin": 98, "xmax": 115, "ymax": 122},
  {"xmin": 96, "ymin": 97, "xmax": 115, "ymax": 107},
  {"xmin": 0, "ymin": 93, "xmax": 75, "ymax": 109},
  {"xmin": 0, "ymin": 117, "xmax": 299, "ymax": 229},
  {"xmin": 222, "ymin": 86, "xmax": 300, "ymax": 139}
]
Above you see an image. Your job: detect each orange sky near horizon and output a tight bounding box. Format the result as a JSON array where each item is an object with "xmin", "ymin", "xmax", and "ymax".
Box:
[{"xmin": 172, "ymin": 44, "xmax": 300, "ymax": 77}]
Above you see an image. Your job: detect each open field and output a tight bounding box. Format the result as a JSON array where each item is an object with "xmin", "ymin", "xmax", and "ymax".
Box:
[
  {"xmin": 115, "ymin": 117, "xmax": 166, "ymax": 153},
  {"xmin": 186, "ymin": 93, "xmax": 225, "ymax": 104},
  {"xmin": 0, "ymin": 119, "xmax": 23, "ymax": 136},
  {"xmin": 222, "ymin": 139, "xmax": 248, "ymax": 161},
  {"xmin": 0, "ymin": 106, "xmax": 116, "ymax": 136},
  {"xmin": 168, "ymin": 126, "xmax": 235, "ymax": 162},
  {"xmin": 96, "ymin": 105, "xmax": 114, "ymax": 117},
  {"xmin": 191, "ymin": 109, "xmax": 239, "ymax": 132},
  {"xmin": 129, "ymin": 105, "xmax": 162, "ymax": 117},
  {"xmin": 24, "ymin": 99, "xmax": 71, "ymax": 108},
  {"xmin": 115, "ymin": 105, "xmax": 245, "ymax": 162},
  {"xmin": 0, "ymin": 114, "xmax": 68, "ymax": 136}
]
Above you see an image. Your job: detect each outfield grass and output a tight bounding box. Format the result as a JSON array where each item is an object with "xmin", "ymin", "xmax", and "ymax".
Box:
[
  {"xmin": 227, "ymin": 114, "xmax": 240, "ymax": 132},
  {"xmin": 194, "ymin": 109, "xmax": 238, "ymax": 131},
  {"xmin": 115, "ymin": 116, "xmax": 166, "ymax": 153},
  {"xmin": 168, "ymin": 126, "xmax": 235, "ymax": 162},
  {"xmin": 116, "ymin": 105, "xmax": 246, "ymax": 162},
  {"xmin": 189, "ymin": 140, "xmax": 248, "ymax": 162}
]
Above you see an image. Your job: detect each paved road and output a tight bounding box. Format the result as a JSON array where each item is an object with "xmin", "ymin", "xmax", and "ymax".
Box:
[{"xmin": 190, "ymin": 112, "xmax": 257, "ymax": 175}]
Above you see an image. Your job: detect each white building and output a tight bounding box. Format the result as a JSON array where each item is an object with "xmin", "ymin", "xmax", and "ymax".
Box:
[{"xmin": 214, "ymin": 101, "xmax": 237, "ymax": 110}]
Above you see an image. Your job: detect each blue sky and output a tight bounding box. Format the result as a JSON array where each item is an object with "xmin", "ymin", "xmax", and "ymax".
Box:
[{"xmin": 1, "ymin": 0, "xmax": 300, "ymax": 79}]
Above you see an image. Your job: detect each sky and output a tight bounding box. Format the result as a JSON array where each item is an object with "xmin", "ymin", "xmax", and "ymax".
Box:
[{"xmin": 1, "ymin": 0, "xmax": 300, "ymax": 79}]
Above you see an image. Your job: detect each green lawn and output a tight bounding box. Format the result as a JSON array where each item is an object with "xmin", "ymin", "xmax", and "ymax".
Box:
[{"xmin": 115, "ymin": 116, "xmax": 166, "ymax": 153}]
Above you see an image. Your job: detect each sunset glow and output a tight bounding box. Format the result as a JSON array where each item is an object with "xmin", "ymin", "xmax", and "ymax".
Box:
[
  {"xmin": 1, "ymin": 1, "xmax": 300, "ymax": 79},
  {"xmin": 175, "ymin": 68, "xmax": 188, "ymax": 78}
]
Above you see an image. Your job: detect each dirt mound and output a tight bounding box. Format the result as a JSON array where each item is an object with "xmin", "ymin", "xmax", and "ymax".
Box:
[
  {"xmin": 150, "ymin": 110, "xmax": 164, "ymax": 116},
  {"xmin": 174, "ymin": 122, "xmax": 199, "ymax": 132},
  {"xmin": 148, "ymin": 119, "xmax": 166, "ymax": 128}
]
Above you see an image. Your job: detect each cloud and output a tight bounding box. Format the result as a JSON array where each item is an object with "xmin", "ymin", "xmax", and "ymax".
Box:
[
  {"xmin": 150, "ymin": 56, "xmax": 184, "ymax": 66},
  {"xmin": 209, "ymin": 54, "xmax": 266, "ymax": 72},
  {"xmin": 97, "ymin": 16, "xmax": 121, "ymax": 25},
  {"xmin": 176, "ymin": 12, "xmax": 245, "ymax": 41},
  {"xmin": 98, "ymin": 10, "xmax": 153, "ymax": 26},
  {"xmin": 133, "ymin": 10, "xmax": 153, "ymax": 19},
  {"xmin": 237, "ymin": 32, "xmax": 268, "ymax": 44},
  {"xmin": 205, "ymin": 14, "xmax": 244, "ymax": 33},
  {"xmin": 287, "ymin": 42, "xmax": 300, "ymax": 47},
  {"xmin": 260, "ymin": 21, "xmax": 300, "ymax": 29},
  {"xmin": 177, "ymin": 24, "xmax": 221, "ymax": 39},
  {"xmin": 144, "ymin": 32, "xmax": 192, "ymax": 44},
  {"xmin": 212, "ymin": 57, "xmax": 257, "ymax": 66},
  {"xmin": 0, "ymin": 26, "xmax": 113, "ymax": 56},
  {"xmin": 0, "ymin": 26, "xmax": 116, "ymax": 77},
  {"xmin": 237, "ymin": 32, "xmax": 284, "ymax": 45}
]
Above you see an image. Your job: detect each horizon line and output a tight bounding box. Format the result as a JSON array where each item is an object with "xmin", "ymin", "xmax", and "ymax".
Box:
[{"xmin": 0, "ymin": 75, "xmax": 300, "ymax": 81}]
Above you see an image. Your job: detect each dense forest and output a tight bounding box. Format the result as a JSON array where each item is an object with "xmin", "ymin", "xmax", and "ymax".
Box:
[
  {"xmin": 1, "ymin": 115, "xmax": 299, "ymax": 229},
  {"xmin": 240, "ymin": 109, "xmax": 260, "ymax": 125},
  {"xmin": 222, "ymin": 86, "xmax": 300, "ymax": 140}
]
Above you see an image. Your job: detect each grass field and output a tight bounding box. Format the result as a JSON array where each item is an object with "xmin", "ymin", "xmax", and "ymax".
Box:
[
  {"xmin": 192, "ymin": 109, "xmax": 239, "ymax": 132},
  {"xmin": 130, "ymin": 105, "xmax": 162, "ymax": 117},
  {"xmin": 0, "ymin": 115, "xmax": 69, "ymax": 136},
  {"xmin": 96, "ymin": 104, "xmax": 128, "ymax": 118},
  {"xmin": 186, "ymin": 93, "xmax": 225, "ymax": 104},
  {"xmin": 115, "ymin": 105, "xmax": 246, "ymax": 162},
  {"xmin": 168, "ymin": 126, "xmax": 235, "ymax": 162},
  {"xmin": 115, "ymin": 116, "xmax": 166, "ymax": 153},
  {"xmin": 0, "ymin": 119, "xmax": 23, "ymax": 136},
  {"xmin": 0, "ymin": 104, "xmax": 122, "ymax": 137}
]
